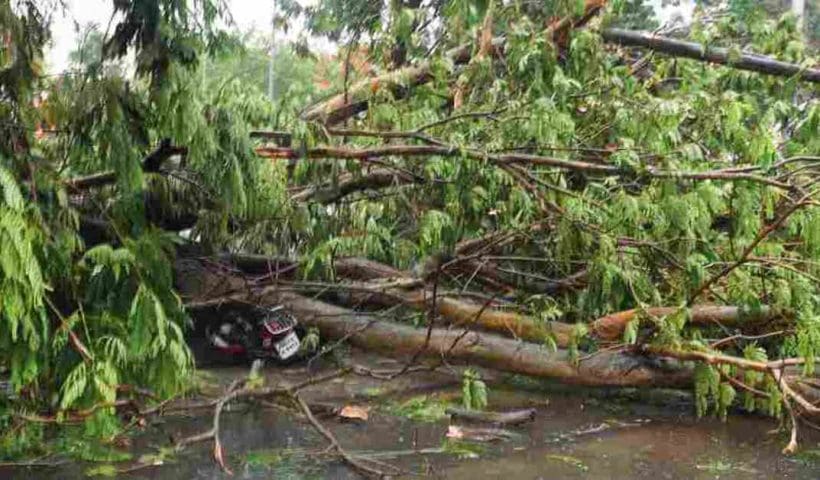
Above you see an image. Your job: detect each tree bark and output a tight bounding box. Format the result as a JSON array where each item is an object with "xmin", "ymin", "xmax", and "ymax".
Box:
[
  {"xmin": 256, "ymin": 144, "xmax": 792, "ymax": 190},
  {"xmin": 175, "ymin": 255, "xmax": 784, "ymax": 348},
  {"xmin": 601, "ymin": 28, "xmax": 820, "ymax": 83},
  {"xmin": 402, "ymin": 294, "xmax": 783, "ymax": 346},
  {"xmin": 290, "ymin": 168, "xmax": 419, "ymax": 204},
  {"xmin": 445, "ymin": 407, "xmax": 536, "ymax": 426},
  {"xmin": 590, "ymin": 305, "xmax": 784, "ymax": 340},
  {"xmin": 196, "ymin": 290, "xmax": 693, "ymax": 388}
]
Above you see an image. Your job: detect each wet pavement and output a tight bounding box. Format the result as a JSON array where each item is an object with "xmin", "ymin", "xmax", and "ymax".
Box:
[{"xmin": 4, "ymin": 350, "xmax": 820, "ymax": 479}]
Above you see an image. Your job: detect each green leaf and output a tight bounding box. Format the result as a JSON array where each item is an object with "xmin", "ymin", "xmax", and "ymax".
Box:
[
  {"xmin": 623, "ymin": 319, "xmax": 638, "ymax": 345},
  {"xmin": 85, "ymin": 465, "xmax": 118, "ymax": 477}
]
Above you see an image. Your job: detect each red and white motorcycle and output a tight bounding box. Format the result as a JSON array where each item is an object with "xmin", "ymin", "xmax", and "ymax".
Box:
[{"xmin": 206, "ymin": 305, "xmax": 303, "ymax": 363}]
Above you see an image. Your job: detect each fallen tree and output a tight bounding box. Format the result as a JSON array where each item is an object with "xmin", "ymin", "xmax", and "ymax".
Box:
[
  {"xmin": 6, "ymin": 0, "xmax": 820, "ymax": 471},
  {"xmin": 180, "ymin": 270, "xmax": 820, "ymax": 452},
  {"xmin": 275, "ymin": 293, "xmax": 690, "ymax": 388},
  {"xmin": 179, "ymin": 253, "xmax": 786, "ymax": 347},
  {"xmin": 185, "ymin": 287, "xmax": 693, "ymax": 388}
]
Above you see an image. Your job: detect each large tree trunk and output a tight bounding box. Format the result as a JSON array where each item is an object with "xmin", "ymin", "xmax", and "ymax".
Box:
[
  {"xmin": 190, "ymin": 289, "xmax": 693, "ymax": 388},
  {"xmin": 176, "ymin": 257, "xmax": 692, "ymax": 387},
  {"xmin": 175, "ymin": 256, "xmax": 785, "ymax": 348},
  {"xmin": 175, "ymin": 257, "xmax": 819, "ymax": 405}
]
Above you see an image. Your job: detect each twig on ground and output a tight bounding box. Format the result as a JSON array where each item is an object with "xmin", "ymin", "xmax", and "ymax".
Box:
[
  {"xmin": 290, "ymin": 392, "xmax": 398, "ymax": 478},
  {"xmin": 173, "ymin": 367, "xmax": 398, "ymax": 476}
]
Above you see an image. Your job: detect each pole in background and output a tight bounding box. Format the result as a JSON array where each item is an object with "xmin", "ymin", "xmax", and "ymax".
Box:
[
  {"xmin": 268, "ymin": 0, "xmax": 277, "ymax": 101},
  {"xmin": 793, "ymin": 0, "xmax": 805, "ymax": 32}
]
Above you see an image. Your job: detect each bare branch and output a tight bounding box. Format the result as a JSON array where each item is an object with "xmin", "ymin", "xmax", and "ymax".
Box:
[{"xmin": 601, "ymin": 28, "xmax": 820, "ymax": 83}]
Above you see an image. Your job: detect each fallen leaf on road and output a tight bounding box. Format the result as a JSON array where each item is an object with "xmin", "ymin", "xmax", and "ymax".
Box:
[{"xmin": 339, "ymin": 405, "xmax": 370, "ymax": 421}]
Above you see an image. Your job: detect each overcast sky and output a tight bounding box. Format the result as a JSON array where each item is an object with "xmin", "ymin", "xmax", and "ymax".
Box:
[
  {"xmin": 46, "ymin": 0, "xmax": 317, "ymax": 73},
  {"xmin": 46, "ymin": 0, "xmax": 695, "ymax": 73}
]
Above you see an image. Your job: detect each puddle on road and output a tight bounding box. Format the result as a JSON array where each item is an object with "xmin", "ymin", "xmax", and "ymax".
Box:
[{"xmin": 4, "ymin": 353, "xmax": 820, "ymax": 479}]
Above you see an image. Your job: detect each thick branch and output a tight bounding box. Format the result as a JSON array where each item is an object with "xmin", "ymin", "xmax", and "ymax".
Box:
[
  {"xmin": 592, "ymin": 305, "xmax": 784, "ymax": 340},
  {"xmin": 256, "ymin": 144, "xmax": 793, "ymax": 189},
  {"xmin": 236, "ymin": 291, "xmax": 694, "ymax": 388},
  {"xmin": 65, "ymin": 139, "xmax": 187, "ymax": 192},
  {"xmin": 177, "ymin": 255, "xmax": 783, "ymax": 346},
  {"xmin": 601, "ymin": 28, "xmax": 820, "ymax": 83},
  {"xmin": 300, "ymin": 1, "xmax": 603, "ymax": 125},
  {"xmin": 410, "ymin": 294, "xmax": 783, "ymax": 346},
  {"xmin": 290, "ymin": 168, "xmax": 419, "ymax": 204}
]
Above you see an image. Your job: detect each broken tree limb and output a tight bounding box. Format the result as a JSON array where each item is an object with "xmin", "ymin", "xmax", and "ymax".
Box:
[
  {"xmin": 299, "ymin": 1, "xmax": 605, "ymax": 125},
  {"xmin": 407, "ymin": 294, "xmax": 784, "ymax": 346},
  {"xmin": 65, "ymin": 139, "xmax": 187, "ymax": 192},
  {"xmin": 255, "ymin": 144, "xmax": 794, "ymax": 190},
  {"xmin": 600, "ymin": 28, "xmax": 820, "ymax": 83},
  {"xmin": 232, "ymin": 291, "xmax": 696, "ymax": 388},
  {"xmin": 290, "ymin": 168, "xmax": 420, "ymax": 204},
  {"xmin": 299, "ymin": 41, "xmax": 501, "ymax": 125},
  {"xmin": 591, "ymin": 305, "xmax": 785, "ymax": 340},
  {"xmin": 256, "ymin": 144, "xmax": 620, "ymax": 173},
  {"xmin": 299, "ymin": 2, "xmax": 817, "ymax": 128},
  {"xmin": 177, "ymin": 273, "xmax": 687, "ymax": 389},
  {"xmin": 445, "ymin": 407, "xmax": 536, "ymax": 426},
  {"xmin": 176, "ymin": 255, "xmax": 784, "ymax": 347}
]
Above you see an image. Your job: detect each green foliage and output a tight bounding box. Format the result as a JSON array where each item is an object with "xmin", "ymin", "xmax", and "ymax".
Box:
[
  {"xmin": 623, "ymin": 318, "xmax": 639, "ymax": 345},
  {"xmin": 441, "ymin": 437, "xmax": 486, "ymax": 459},
  {"xmin": 607, "ymin": 0, "xmax": 659, "ymax": 30},
  {"xmin": 461, "ymin": 368, "xmax": 488, "ymax": 410},
  {"xmin": 384, "ymin": 394, "xmax": 452, "ymax": 422},
  {"xmin": 742, "ymin": 344, "xmax": 767, "ymax": 412},
  {"xmin": 694, "ymin": 363, "xmax": 720, "ymax": 418},
  {"xmin": 419, "ymin": 210, "xmax": 457, "ymax": 256},
  {"xmin": 300, "ymin": 327, "xmax": 321, "ymax": 354},
  {"xmin": 0, "ymin": 165, "xmax": 47, "ymax": 389},
  {"xmin": 567, "ymin": 323, "xmax": 589, "ymax": 366},
  {"xmin": 0, "ymin": 0, "xmax": 245, "ymax": 459},
  {"xmin": 0, "ymin": 417, "xmax": 44, "ymax": 460},
  {"xmin": 716, "ymin": 382, "xmax": 737, "ymax": 421},
  {"xmin": 1, "ymin": 0, "xmax": 819, "ymax": 460}
]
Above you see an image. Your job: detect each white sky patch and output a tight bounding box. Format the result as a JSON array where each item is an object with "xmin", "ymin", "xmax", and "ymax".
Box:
[
  {"xmin": 46, "ymin": 1, "xmax": 696, "ymax": 73},
  {"xmin": 47, "ymin": 0, "xmax": 114, "ymax": 72},
  {"xmin": 45, "ymin": 0, "xmax": 323, "ymax": 73},
  {"xmin": 649, "ymin": 0, "xmax": 696, "ymax": 27}
]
